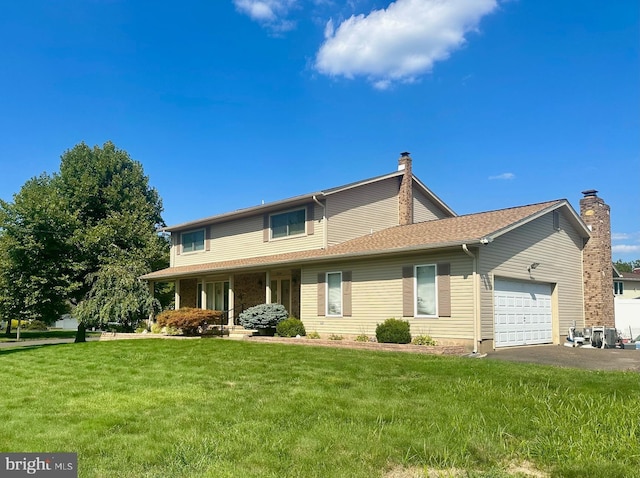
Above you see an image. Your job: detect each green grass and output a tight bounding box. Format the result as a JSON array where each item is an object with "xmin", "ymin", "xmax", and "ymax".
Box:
[
  {"xmin": 0, "ymin": 330, "xmax": 101, "ymax": 342},
  {"xmin": 0, "ymin": 340, "xmax": 638, "ymax": 477}
]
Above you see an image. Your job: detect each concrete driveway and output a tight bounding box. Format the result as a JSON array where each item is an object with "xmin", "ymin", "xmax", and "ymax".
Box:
[{"xmin": 486, "ymin": 344, "xmax": 640, "ymax": 372}]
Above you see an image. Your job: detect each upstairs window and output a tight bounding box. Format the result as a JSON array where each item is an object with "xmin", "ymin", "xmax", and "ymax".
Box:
[
  {"xmin": 271, "ymin": 209, "xmax": 306, "ymax": 239},
  {"xmin": 181, "ymin": 229, "xmax": 205, "ymax": 253}
]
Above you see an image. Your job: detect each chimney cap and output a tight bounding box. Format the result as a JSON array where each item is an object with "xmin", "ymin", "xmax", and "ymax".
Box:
[
  {"xmin": 400, "ymin": 151, "xmax": 411, "ymax": 158},
  {"xmin": 581, "ymin": 189, "xmax": 598, "ymax": 197}
]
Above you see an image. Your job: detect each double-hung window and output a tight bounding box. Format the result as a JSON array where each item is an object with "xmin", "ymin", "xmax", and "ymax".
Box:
[
  {"xmin": 415, "ymin": 264, "xmax": 437, "ymax": 317},
  {"xmin": 271, "ymin": 209, "xmax": 306, "ymax": 239},
  {"xmin": 181, "ymin": 229, "xmax": 205, "ymax": 253},
  {"xmin": 614, "ymin": 281, "xmax": 624, "ymax": 295},
  {"xmin": 326, "ymin": 272, "xmax": 342, "ymax": 316}
]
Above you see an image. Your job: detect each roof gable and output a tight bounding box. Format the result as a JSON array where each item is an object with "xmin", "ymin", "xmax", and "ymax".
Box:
[{"xmin": 165, "ymin": 168, "xmax": 456, "ymax": 232}]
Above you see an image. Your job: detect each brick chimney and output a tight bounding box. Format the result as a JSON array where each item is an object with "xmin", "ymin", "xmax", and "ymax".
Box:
[
  {"xmin": 579, "ymin": 189, "xmax": 614, "ymax": 328},
  {"xmin": 398, "ymin": 152, "xmax": 413, "ymax": 226}
]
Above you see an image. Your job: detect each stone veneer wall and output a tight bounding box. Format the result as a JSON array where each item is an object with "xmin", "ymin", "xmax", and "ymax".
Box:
[
  {"xmin": 580, "ymin": 192, "xmax": 614, "ymax": 328},
  {"xmin": 234, "ymin": 273, "xmax": 267, "ymax": 313},
  {"xmin": 179, "ymin": 278, "xmax": 198, "ymax": 308}
]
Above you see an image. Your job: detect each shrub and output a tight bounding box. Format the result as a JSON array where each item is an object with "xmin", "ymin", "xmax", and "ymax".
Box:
[
  {"xmin": 276, "ymin": 318, "xmax": 306, "ymax": 337},
  {"xmin": 308, "ymin": 331, "xmax": 321, "ymax": 339},
  {"xmin": 156, "ymin": 308, "xmax": 223, "ymax": 335},
  {"xmin": 354, "ymin": 333, "xmax": 370, "ymax": 342},
  {"xmin": 412, "ymin": 334, "xmax": 437, "ymax": 346},
  {"xmin": 328, "ymin": 334, "xmax": 343, "ymax": 341},
  {"xmin": 238, "ymin": 304, "xmax": 288, "ymax": 331},
  {"xmin": 150, "ymin": 323, "xmax": 163, "ymax": 334},
  {"xmin": 24, "ymin": 320, "xmax": 48, "ymax": 331},
  {"xmin": 376, "ymin": 318, "xmax": 411, "ymax": 344}
]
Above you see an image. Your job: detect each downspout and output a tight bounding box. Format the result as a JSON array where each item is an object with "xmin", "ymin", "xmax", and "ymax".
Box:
[
  {"xmin": 312, "ymin": 195, "xmax": 327, "ymax": 249},
  {"xmin": 462, "ymin": 244, "xmax": 480, "ymax": 354}
]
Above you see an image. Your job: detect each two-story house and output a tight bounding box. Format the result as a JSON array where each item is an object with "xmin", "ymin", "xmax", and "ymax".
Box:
[{"xmin": 143, "ymin": 153, "xmax": 608, "ymax": 353}]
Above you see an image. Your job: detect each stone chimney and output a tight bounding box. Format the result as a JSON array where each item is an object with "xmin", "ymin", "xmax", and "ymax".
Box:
[
  {"xmin": 579, "ymin": 189, "xmax": 614, "ymax": 328},
  {"xmin": 398, "ymin": 152, "xmax": 413, "ymax": 226}
]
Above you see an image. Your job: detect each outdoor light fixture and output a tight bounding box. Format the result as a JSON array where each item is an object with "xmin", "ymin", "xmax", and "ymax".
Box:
[{"xmin": 528, "ymin": 262, "xmax": 541, "ymax": 273}]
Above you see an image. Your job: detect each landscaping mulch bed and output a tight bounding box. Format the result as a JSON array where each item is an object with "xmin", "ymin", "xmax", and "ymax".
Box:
[{"xmin": 245, "ymin": 336, "xmax": 467, "ymax": 355}]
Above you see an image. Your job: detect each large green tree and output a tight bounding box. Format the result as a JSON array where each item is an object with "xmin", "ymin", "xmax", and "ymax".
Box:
[
  {"xmin": 0, "ymin": 141, "xmax": 169, "ymax": 339},
  {"xmin": 614, "ymin": 259, "xmax": 640, "ymax": 273},
  {"xmin": 0, "ymin": 175, "xmax": 77, "ymax": 333}
]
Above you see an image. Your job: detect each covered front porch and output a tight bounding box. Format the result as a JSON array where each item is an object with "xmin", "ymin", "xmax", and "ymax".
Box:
[{"xmin": 149, "ymin": 268, "xmax": 302, "ymax": 328}]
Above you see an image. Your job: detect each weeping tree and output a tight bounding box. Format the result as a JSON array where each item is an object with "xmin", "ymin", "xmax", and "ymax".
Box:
[{"xmin": 74, "ymin": 256, "xmax": 161, "ymax": 341}]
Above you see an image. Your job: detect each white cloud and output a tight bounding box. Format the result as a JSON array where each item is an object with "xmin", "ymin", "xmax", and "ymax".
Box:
[
  {"xmin": 612, "ymin": 232, "xmax": 631, "ymax": 241},
  {"xmin": 488, "ymin": 172, "xmax": 515, "ymax": 180},
  {"xmin": 612, "ymin": 244, "xmax": 640, "ymax": 254},
  {"xmin": 315, "ymin": 0, "xmax": 498, "ymax": 87},
  {"xmin": 233, "ymin": 0, "xmax": 298, "ymax": 31}
]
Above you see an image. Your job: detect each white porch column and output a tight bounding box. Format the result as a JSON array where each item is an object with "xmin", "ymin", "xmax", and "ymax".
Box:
[
  {"xmin": 175, "ymin": 279, "xmax": 181, "ymax": 309},
  {"xmin": 265, "ymin": 271, "xmax": 271, "ymax": 304},
  {"xmin": 147, "ymin": 280, "xmax": 154, "ymax": 325},
  {"xmin": 228, "ymin": 275, "xmax": 235, "ymax": 327}
]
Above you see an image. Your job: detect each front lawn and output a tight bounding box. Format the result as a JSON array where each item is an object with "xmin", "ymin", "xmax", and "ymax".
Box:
[{"xmin": 0, "ymin": 340, "xmax": 637, "ymax": 477}]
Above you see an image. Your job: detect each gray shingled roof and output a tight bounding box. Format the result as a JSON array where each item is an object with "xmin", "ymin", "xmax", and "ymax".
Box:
[{"xmin": 142, "ymin": 200, "xmax": 581, "ymax": 280}]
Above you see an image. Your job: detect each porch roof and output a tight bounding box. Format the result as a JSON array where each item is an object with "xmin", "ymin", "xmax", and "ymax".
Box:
[{"xmin": 142, "ymin": 199, "xmax": 583, "ymax": 280}]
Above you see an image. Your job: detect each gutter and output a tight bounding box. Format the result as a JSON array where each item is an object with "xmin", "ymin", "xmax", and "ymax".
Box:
[
  {"xmin": 462, "ymin": 244, "xmax": 480, "ymax": 354},
  {"xmin": 312, "ymin": 195, "xmax": 328, "ymax": 249}
]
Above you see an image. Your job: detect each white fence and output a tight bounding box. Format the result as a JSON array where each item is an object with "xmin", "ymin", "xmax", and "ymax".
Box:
[{"xmin": 615, "ymin": 299, "xmax": 640, "ymax": 339}]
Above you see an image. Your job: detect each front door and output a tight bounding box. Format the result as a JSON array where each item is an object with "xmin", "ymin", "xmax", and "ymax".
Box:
[
  {"xmin": 205, "ymin": 281, "xmax": 229, "ymax": 312},
  {"xmin": 270, "ymin": 277, "xmax": 291, "ymax": 314}
]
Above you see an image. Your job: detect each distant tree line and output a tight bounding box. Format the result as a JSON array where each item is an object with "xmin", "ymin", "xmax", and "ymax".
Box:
[
  {"xmin": 0, "ymin": 141, "xmax": 170, "ymax": 341},
  {"xmin": 614, "ymin": 259, "xmax": 640, "ymax": 273}
]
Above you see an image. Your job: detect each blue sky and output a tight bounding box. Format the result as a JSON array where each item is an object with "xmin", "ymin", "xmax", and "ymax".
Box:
[{"xmin": 1, "ymin": 0, "xmax": 638, "ymax": 260}]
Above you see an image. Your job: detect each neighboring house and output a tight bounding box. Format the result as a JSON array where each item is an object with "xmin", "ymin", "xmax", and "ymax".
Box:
[
  {"xmin": 613, "ymin": 267, "xmax": 640, "ymax": 299},
  {"xmin": 613, "ymin": 267, "xmax": 640, "ymax": 339},
  {"xmin": 143, "ymin": 153, "xmax": 611, "ymax": 353}
]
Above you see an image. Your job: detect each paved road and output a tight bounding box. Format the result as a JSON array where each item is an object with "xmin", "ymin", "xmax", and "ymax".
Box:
[
  {"xmin": 0, "ymin": 337, "xmax": 100, "ymax": 348},
  {"xmin": 486, "ymin": 344, "xmax": 640, "ymax": 372}
]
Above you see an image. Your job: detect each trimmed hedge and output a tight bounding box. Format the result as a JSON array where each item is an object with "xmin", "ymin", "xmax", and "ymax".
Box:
[
  {"xmin": 156, "ymin": 308, "xmax": 223, "ymax": 335},
  {"xmin": 238, "ymin": 304, "xmax": 288, "ymax": 330},
  {"xmin": 276, "ymin": 318, "xmax": 306, "ymax": 337},
  {"xmin": 375, "ymin": 318, "xmax": 411, "ymax": 344}
]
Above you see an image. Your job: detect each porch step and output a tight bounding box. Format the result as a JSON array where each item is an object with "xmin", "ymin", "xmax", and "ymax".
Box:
[{"xmin": 227, "ymin": 326, "xmax": 256, "ymax": 340}]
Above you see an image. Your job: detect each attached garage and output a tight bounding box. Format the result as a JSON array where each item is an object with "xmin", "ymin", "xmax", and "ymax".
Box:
[{"xmin": 494, "ymin": 278, "xmax": 553, "ymax": 347}]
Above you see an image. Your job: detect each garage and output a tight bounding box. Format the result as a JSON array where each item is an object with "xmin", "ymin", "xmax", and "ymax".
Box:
[{"xmin": 494, "ymin": 278, "xmax": 553, "ymax": 347}]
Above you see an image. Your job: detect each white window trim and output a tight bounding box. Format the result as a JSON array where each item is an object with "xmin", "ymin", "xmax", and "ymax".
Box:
[
  {"xmin": 326, "ymin": 271, "xmax": 343, "ymax": 317},
  {"xmin": 181, "ymin": 228, "xmax": 206, "ymax": 254},
  {"xmin": 414, "ymin": 264, "xmax": 438, "ymax": 318},
  {"xmin": 269, "ymin": 207, "xmax": 307, "ymax": 241}
]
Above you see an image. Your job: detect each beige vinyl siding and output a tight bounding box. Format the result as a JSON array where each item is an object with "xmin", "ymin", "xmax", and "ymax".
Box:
[
  {"xmin": 172, "ymin": 205, "xmax": 324, "ymax": 267},
  {"xmin": 326, "ymin": 177, "xmax": 399, "ymax": 246},
  {"xmin": 478, "ymin": 209, "xmax": 585, "ymax": 342},
  {"xmin": 413, "ymin": 186, "xmax": 451, "ymax": 223},
  {"xmin": 301, "ymin": 252, "xmax": 474, "ymax": 340}
]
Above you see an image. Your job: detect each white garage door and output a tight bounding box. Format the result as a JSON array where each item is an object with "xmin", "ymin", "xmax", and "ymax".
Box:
[{"xmin": 494, "ymin": 279, "xmax": 553, "ymax": 347}]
